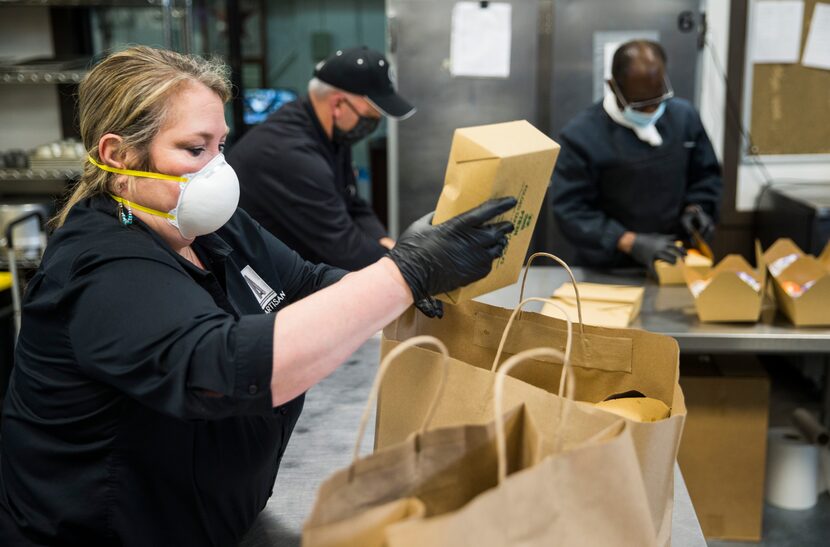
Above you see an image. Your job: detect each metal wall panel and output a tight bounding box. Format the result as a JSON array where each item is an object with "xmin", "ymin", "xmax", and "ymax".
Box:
[
  {"xmin": 387, "ymin": 0, "xmax": 539, "ymax": 231},
  {"xmin": 550, "ymin": 0, "xmax": 702, "ymax": 138},
  {"xmin": 388, "ymin": 0, "xmax": 703, "ymax": 248}
]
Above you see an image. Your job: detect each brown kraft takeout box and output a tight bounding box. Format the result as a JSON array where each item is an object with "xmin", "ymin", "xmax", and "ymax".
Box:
[
  {"xmin": 683, "ymin": 246, "xmax": 767, "ymax": 323},
  {"xmin": 762, "ymin": 238, "xmax": 830, "ymax": 326},
  {"xmin": 433, "ymin": 120, "xmax": 560, "ymax": 303},
  {"xmin": 654, "ymin": 247, "xmax": 713, "ymax": 285}
]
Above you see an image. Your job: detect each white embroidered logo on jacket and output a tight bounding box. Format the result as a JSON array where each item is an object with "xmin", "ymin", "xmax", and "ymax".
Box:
[{"xmin": 240, "ymin": 265, "xmax": 285, "ymax": 313}]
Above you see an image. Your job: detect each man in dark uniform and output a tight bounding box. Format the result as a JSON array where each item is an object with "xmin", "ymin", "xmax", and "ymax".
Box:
[
  {"xmin": 550, "ymin": 40, "xmax": 722, "ymax": 269},
  {"xmin": 228, "ymin": 46, "xmax": 414, "ymax": 271}
]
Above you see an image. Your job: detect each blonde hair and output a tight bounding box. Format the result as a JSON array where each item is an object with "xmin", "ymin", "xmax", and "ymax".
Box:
[{"xmin": 53, "ymin": 46, "xmax": 231, "ymax": 227}]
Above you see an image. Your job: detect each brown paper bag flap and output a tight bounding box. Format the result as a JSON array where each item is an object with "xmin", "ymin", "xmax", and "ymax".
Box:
[
  {"xmin": 472, "ymin": 311, "xmax": 633, "ymax": 373},
  {"xmin": 302, "ymin": 498, "xmax": 426, "ymax": 547}
]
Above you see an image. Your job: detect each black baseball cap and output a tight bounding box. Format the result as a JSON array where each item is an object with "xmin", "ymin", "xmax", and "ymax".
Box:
[{"xmin": 314, "ymin": 46, "xmax": 416, "ymax": 120}]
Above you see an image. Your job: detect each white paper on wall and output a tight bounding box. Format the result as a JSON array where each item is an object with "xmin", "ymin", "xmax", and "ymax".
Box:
[
  {"xmin": 802, "ymin": 3, "xmax": 830, "ymax": 70},
  {"xmin": 450, "ymin": 2, "xmax": 512, "ymax": 78},
  {"xmin": 750, "ymin": 0, "xmax": 805, "ymax": 64}
]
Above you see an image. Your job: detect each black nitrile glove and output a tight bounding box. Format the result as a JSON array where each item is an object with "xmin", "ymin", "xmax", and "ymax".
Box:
[
  {"xmin": 681, "ymin": 204, "xmax": 715, "ymax": 241},
  {"xmin": 415, "ymin": 297, "xmax": 444, "ymax": 318},
  {"xmin": 630, "ymin": 233, "xmax": 686, "ymax": 267},
  {"xmin": 388, "ymin": 197, "xmax": 517, "ymax": 302}
]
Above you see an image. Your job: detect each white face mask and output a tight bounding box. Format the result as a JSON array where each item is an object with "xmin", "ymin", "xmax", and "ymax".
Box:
[
  {"xmin": 90, "ymin": 153, "xmax": 240, "ymax": 239},
  {"xmin": 169, "ymin": 153, "xmax": 240, "ymax": 238}
]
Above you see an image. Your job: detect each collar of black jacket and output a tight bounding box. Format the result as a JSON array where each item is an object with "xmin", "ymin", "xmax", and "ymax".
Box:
[
  {"xmin": 301, "ymin": 95, "xmax": 342, "ymax": 154},
  {"xmin": 84, "ymin": 193, "xmax": 234, "ymax": 260}
]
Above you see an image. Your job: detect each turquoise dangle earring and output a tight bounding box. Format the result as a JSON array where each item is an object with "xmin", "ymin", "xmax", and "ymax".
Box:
[{"xmin": 118, "ymin": 201, "xmax": 133, "ymax": 226}]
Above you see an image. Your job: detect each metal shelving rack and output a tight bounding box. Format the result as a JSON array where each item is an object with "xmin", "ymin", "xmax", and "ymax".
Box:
[
  {"xmin": 0, "ymin": 168, "xmax": 81, "ymax": 180},
  {"xmin": 0, "ymin": 0, "xmax": 190, "ymax": 51},
  {"xmin": 0, "ymin": 71, "xmax": 87, "ymax": 84},
  {"xmin": 0, "ymin": 0, "xmax": 193, "ymax": 190},
  {"xmin": 0, "ymin": 0, "xmax": 163, "ymax": 6},
  {"xmin": 0, "ymin": 169, "xmax": 80, "ymax": 195}
]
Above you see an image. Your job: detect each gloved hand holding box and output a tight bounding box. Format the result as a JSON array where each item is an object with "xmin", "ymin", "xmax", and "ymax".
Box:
[{"xmin": 432, "ymin": 120, "xmax": 560, "ymax": 303}]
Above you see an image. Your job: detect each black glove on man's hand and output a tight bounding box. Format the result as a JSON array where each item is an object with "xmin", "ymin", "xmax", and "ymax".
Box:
[
  {"xmin": 630, "ymin": 233, "xmax": 686, "ymax": 267},
  {"xmin": 415, "ymin": 297, "xmax": 444, "ymax": 319},
  {"xmin": 681, "ymin": 204, "xmax": 715, "ymax": 241},
  {"xmin": 388, "ymin": 197, "xmax": 517, "ymax": 302}
]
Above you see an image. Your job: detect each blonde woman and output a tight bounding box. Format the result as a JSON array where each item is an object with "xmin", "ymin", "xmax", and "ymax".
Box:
[{"xmin": 0, "ymin": 46, "xmax": 514, "ymax": 545}]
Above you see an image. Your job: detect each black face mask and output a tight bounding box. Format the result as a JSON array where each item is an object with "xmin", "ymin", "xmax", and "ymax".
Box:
[{"xmin": 332, "ymin": 99, "xmax": 381, "ymax": 145}]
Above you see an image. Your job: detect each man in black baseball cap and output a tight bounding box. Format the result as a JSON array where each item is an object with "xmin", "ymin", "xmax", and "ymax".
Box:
[
  {"xmin": 229, "ymin": 46, "xmax": 415, "ymax": 269},
  {"xmin": 228, "ymin": 47, "xmax": 440, "ymax": 316},
  {"xmin": 314, "ymin": 46, "xmax": 415, "ymax": 121}
]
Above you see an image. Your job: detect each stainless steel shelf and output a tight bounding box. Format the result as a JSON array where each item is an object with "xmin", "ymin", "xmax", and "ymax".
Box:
[
  {"xmin": 478, "ymin": 267, "xmax": 830, "ymax": 354},
  {"xmin": 0, "ymin": 170, "xmax": 75, "ymax": 195},
  {"xmin": 0, "ymin": 181, "xmax": 69, "ymax": 197},
  {"xmin": 0, "ymin": 0, "xmax": 163, "ymax": 7},
  {"xmin": 0, "ymin": 71, "xmax": 87, "ymax": 84},
  {"xmin": 0, "ymin": 168, "xmax": 80, "ymax": 181}
]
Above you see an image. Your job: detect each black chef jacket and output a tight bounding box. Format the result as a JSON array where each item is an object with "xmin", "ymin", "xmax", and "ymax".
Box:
[
  {"xmin": 228, "ymin": 97, "xmax": 388, "ymax": 271},
  {"xmin": 0, "ymin": 195, "xmax": 345, "ymax": 546},
  {"xmin": 550, "ymin": 98, "xmax": 722, "ymax": 267}
]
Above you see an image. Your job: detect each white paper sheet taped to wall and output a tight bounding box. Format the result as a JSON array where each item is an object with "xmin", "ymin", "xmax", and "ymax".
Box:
[
  {"xmin": 450, "ymin": 2, "xmax": 512, "ymax": 78},
  {"xmin": 802, "ymin": 2, "xmax": 830, "ymax": 70},
  {"xmin": 750, "ymin": 0, "xmax": 805, "ymax": 64}
]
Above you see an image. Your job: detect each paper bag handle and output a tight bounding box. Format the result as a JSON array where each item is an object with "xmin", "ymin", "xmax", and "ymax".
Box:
[
  {"xmin": 519, "ymin": 252, "xmax": 584, "ymax": 337},
  {"xmin": 494, "ymin": 347, "xmax": 573, "ymax": 484},
  {"xmin": 491, "ymin": 297, "xmax": 574, "ymax": 398},
  {"xmin": 351, "ymin": 335, "xmax": 450, "ymax": 471}
]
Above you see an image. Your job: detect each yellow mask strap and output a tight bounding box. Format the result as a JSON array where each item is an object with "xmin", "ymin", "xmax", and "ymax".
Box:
[
  {"xmin": 88, "ymin": 156, "xmax": 187, "ymax": 183},
  {"xmin": 111, "ymin": 194, "xmax": 176, "ymax": 221}
]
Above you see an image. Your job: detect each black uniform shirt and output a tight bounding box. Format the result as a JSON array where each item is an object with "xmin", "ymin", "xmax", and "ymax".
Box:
[
  {"xmin": 0, "ymin": 195, "xmax": 345, "ymax": 546},
  {"xmin": 550, "ymin": 98, "xmax": 722, "ymax": 267},
  {"xmin": 228, "ymin": 97, "xmax": 388, "ymax": 271}
]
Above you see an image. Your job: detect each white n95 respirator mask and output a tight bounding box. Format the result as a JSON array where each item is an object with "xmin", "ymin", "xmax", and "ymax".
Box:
[{"xmin": 90, "ymin": 153, "xmax": 240, "ymax": 239}]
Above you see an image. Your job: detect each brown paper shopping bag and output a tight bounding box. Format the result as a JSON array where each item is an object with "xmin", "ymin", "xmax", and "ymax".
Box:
[
  {"xmin": 308, "ymin": 337, "xmax": 657, "ymax": 546},
  {"xmin": 375, "ymin": 298, "xmax": 622, "ymax": 454},
  {"xmin": 303, "ymin": 336, "xmax": 535, "ymax": 547},
  {"xmin": 384, "ymin": 348, "xmax": 658, "ymax": 547},
  {"xmin": 379, "ymin": 253, "xmax": 686, "ymax": 547}
]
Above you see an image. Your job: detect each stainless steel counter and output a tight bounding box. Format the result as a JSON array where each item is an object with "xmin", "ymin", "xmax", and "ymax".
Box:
[{"xmin": 477, "ymin": 266, "xmax": 830, "ymax": 354}]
